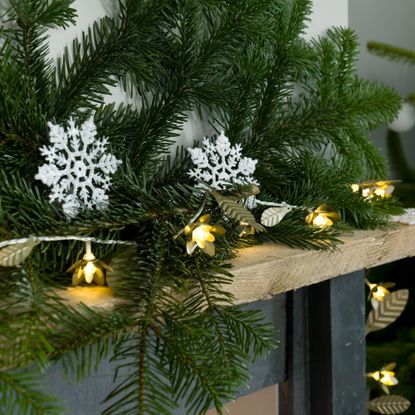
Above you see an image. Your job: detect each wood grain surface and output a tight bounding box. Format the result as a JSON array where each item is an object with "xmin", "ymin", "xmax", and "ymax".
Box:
[{"xmin": 229, "ymin": 224, "xmax": 415, "ymax": 304}]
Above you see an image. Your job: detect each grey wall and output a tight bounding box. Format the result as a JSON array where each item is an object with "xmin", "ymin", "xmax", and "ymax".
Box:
[{"xmin": 350, "ymin": 0, "xmax": 415, "ymax": 172}]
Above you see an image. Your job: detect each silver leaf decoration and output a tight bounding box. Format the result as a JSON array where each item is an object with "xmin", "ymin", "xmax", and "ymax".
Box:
[
  {"xmin": 261, "ymin": 206, "xmax": 292, "ymax": 227},
  {"xmin": 0, "ymin": 241, "xmax": 40, "ymax": 267}
]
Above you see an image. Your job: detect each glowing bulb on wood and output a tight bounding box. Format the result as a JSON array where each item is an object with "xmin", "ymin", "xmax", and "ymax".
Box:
[
  {"xmin": 312, "ymin": 214, "xmax": 333, "ymax": 228},
  {"xmin": 236, "ymin": 222, "xmax": 255, "ymax": 237},
  {"xmin": 185, "ymin": 214, "xmax": 225, "ymax": 256},
  {"xmin": 192, "ymin": 224, "xmax": 215, "ymax": 248},
  {"xmin": 67, "ymin": 241, "xmax": 112, "ymax": 286},
  {"xmin": 351, "ymin": 180, "xmax": 398, "ymax": 200},
  {"xmin": 305, "ymin": 205, "xmax": 340, "ymax": 229}
]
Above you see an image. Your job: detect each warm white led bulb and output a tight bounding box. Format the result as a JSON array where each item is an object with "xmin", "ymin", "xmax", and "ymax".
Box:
[
  {"xmin": 374, "ymin": 188, "xmax": 386, "ymax": 197},
  {"xmin": 313, "ymin": 214, "xmax": 333, "ymax": 228},
  {"xmin": 362, "ymin": 188, "xmax": 372, "ymax": 198},
  {"xmin": 380, "ymin": 371, "xmax": 398, "ymax": 386},
  {"xmin": 83, "ymin": 261, "xmax": 97, "ymax": 284},
  {"xmin": 192, "ymin": 225, "xmax": 213, "ymax": 247}
]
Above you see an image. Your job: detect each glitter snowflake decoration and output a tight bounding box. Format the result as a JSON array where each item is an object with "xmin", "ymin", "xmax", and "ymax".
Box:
[
  {"xmin": 35, "ymin": 117, "xmax": 122, "ymax": 218},
  {"xmin": 187, "ymin": 131, "xmax": 258, "ymax": 190}
]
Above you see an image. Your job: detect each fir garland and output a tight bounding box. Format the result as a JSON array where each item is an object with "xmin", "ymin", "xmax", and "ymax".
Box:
[{"xmin": 0, "ymin": 0, "xmax": 403, "ymax": 414}]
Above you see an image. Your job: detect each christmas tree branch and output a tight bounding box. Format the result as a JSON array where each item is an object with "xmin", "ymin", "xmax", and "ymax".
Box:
[{"xmin": 368, "ymin": 41, "xmax": 415, "ymax": 65}]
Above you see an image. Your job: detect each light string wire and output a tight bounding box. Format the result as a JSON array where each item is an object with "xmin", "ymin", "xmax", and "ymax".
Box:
[
  {"xmin": 0, "ymin": 236, "xmax": 137, "ymax": 249},
  {"xmin": 255, "ymin": 200, "xmax": 297, "ymax": 208}
]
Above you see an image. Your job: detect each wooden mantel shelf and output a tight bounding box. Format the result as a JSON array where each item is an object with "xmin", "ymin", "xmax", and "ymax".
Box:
[
  {"xmin": 60, "ymin": 224, "xmax": 415, "ymax": 308},
  {"xmin": 229, "ymin": 223, "xmax": 415, "ymax": 304}
]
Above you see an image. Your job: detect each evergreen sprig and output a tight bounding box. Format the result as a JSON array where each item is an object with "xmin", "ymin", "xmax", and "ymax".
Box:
[
  {"xmin": 0, "ymin": 0, "xmax": 403, "ymax": 414},
  {"xmin": 368, "ymin": 41, "xmax": 415, "ymax": 66},
  {"xmin": 0, "ymin": 370, "xmax": 63, "ymax": 415}
]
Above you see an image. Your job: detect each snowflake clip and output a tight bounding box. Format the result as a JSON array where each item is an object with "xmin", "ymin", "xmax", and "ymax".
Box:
[
  {"xmin": 35, "ymin": 117, "xmax": 122, "ymax": 218},
  {"xmin": 187, "ymin": 131, "xmax": 258, "ymax": 191}
]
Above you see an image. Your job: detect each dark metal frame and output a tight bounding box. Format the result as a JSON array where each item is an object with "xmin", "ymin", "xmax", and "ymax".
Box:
[
  {"xmin": 234, "ymin": 270, "xmax": 366, "ymax": 414},
  {"xmin": 279, "ymin": 270, "xmax": 366, "ymax": 415}
]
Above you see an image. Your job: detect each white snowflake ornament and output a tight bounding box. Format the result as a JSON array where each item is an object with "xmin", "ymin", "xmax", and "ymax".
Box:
[
  {"xmin": 35, "ymin": 117, "xmax": 122, "ymax": 218},
  {"xmin": 188, "ymin": 131, "xmax": 258, "ymax": 190}
]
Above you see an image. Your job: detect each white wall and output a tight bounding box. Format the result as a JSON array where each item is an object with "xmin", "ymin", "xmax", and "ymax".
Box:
[
  {"xmin": 307, "ymin": 0, "xmax": 348, "ymax": 39},
  {"xmin": 48, "ymin": 0, "xmax": 106, "ymax": 59},
  {"xmin": 350, "ymin": 0, "xmax": 415, "ymax": 171}
]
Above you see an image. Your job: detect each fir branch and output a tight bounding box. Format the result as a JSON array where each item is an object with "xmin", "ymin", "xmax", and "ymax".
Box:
[
  {"xmin": 105, "ymin": 223, "xmax": 175, "ymax": 414},
  {"xmin": 0, "ymin": 370, "xmax": 63, "ymax": 415},
  {"xmin": 124, "ymin": 88, "xmax": 190, "ymax": 175},
  {"xmin": 0, "ymin": 264, "xmax": 56, "ymax": 372},
  {"xmin": 220, "ymin": 306, "xmax": 276, "ymax": 357},
  {"xmin": 103, "ymin": 335, "xmax": 177, "ymax": 415},
  {"xmin": 7, "ymin": 0, "xmax": 76, "ymax": 29},
  {"xmin": 155, "ymin": 321, "xmax": 239, "ymax": 415},
  {"xmin": 261, "ymin": 212, "xmax": 342, "ymax": 250},
  {"xmin": 93, "ymin": 103, "xmax": 141, "ymax": 155},
  {"xmin": 327, "ymin": 28, "xmax": 359, "ymax": 95},
  {"xmin": 51, "ymin": 17, "xmax": 129, "ymax": 118},
  {"xmin": 285, "ymin": 0, "xmax": 312, "ymax": 40},
  {"xmin": 102, "ymin": 219, "xmax": 275, "ymax": 415},
  {"xmin": 0, "ymin": 171, "xmax": 62, "ymax": 237},
  {"xmin": 48, "ymin": 304, "xmax": 133, "ymax": 382},
  {"xmin": 51, "ymin": 0, "xmax": 165, "ymax": 120},
  {"xmin": 341, "ymin": 79, "xmax": 402, "ymax": 131},
  {"xmin": 246, "ymin": 40, "xmax": 311, "ymax": 152},
  {"xmin": 368, "ymin": 41, "xmax": 415, "ymax": 65},
  {"xmin": 5, "ymin": 0, "xmax": 77, "ymax": 125}
]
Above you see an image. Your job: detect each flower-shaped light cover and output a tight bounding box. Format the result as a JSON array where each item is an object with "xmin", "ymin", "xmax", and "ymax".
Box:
[
  {"xmin": 305, "ymin": 205, "xmax": 341, "ymax": 228},
  {"xmin": 367, "ymin": 363, "xmax": 399, "ymax": 395},
  {"xmin": 351, "ymin": 180, "xmax": 397, "ymax": 200},
  {"xmin": 185, "ymin": 214, "xmax": 225, "ymax": 257},
  {"xmin": 236, "ymin": 222, "xmax": 256, "ymax": 237},
  {"xmin": 67, "ymin": 242, "xmax": 112, "ymax": 286},
  {"xmin": 366, "ymin": 279, "xmax": 395, "ymax": 309}
]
